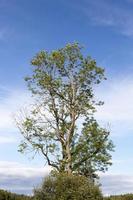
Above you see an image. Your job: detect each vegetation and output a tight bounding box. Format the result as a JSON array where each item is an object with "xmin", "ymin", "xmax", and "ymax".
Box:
[
  {"xmin": 105, "ymin": 194, "xmax": 133, "ymax": 200},
  {"xmin": 34, "ymin": 172, "xmax": 103, "ymax": 200},
  {"xmin": 1, "ymin": 188, "xmax": 133, "ymax": 200},
  {"xmin": 16, "ymin": 43, "xmax": 114, "ymax": 180},
  {"xmin": 0, "ymin": 189, "xmax": 32, "ymax": 200}
]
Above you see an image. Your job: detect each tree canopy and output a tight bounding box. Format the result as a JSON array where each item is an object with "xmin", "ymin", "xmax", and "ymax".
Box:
[{"xmin": 16, "ymin": 43, "xmax": 114, "ymax": 179}]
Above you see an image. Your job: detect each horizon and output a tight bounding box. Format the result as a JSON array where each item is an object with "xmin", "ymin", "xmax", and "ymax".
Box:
[{"xmin": 1, "ymin": 0, "xmax": 133, "ymax": 195}]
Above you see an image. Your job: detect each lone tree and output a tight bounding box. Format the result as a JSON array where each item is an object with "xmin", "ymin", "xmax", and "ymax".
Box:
[{"xmin": 16, "ymin": 43, "xmax": 114, "ymax": 179}]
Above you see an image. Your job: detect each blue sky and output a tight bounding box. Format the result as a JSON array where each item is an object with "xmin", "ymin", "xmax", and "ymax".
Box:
[{"xmin": 1, "ymin": 0, "xmax": 133, "ymax": 196}]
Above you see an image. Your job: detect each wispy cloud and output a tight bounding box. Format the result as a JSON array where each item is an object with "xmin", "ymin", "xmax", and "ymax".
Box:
[
  {"xmin": 100, "ymin": 173, "xmax": 133, "ymax": 195},
  {"xmin": 0, "ymin": 161, "xmax": 51, "ymax": 195},
  {"xmin": 0, "ymin": 86, "xmax": 30, "ymax": 130},
  {"xmin": 0, "ymin": 161, "xmax": 51, "ymax": 178},
  {"xmin": 96, "ymin": 77, "xmax": 133, "ymax": 121},
  {"xmin": 94, "ymin": 76, "xmax": 133, "ymax": 136},
  {"xmin": 0, "ymin": 85, "xmax": 31, "ymax": 143},
  {"xmin": 76, "ymin": 0, "xmax": 133, "ymax": 37}
]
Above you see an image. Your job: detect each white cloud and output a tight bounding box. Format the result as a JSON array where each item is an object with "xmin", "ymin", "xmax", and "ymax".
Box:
[
  {"xmin": 0, "ymin": 85, "xmax": 31, "ymax": 131},
  {"xmin": 0, "ymin": 161, "xmax": 51, "ymax": 178},
  {"xmin": 94, "ymin": 76, "xmax": 133, "ymax": 136},
  {"xmin": 0, "ymin": 161, "xmax": 51, "ymax": 194},
  {"xmin": 0, "ymin": 85, "xmax": 32, "ymax": 144},
  {"xmin": 96, "ymin": 77, "xmax": 133, "ymax": 121},
  {"xmin": 100, "ymin": 173, "xmax": 133, "ymax": 195}
]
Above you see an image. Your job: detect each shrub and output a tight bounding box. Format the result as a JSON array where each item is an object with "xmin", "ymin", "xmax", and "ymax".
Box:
[{"xmin": 34, "ymin": 172, "xmax": 103, "ymax": 200}]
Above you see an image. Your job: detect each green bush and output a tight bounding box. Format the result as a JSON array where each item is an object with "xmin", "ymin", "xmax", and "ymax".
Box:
[{"xmin": 34, "ymin": 172, "xmax": 103, "ymax": 200}]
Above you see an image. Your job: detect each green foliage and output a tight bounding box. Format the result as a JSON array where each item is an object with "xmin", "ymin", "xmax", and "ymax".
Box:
[
  {"xmin": 105, "ymin": 194, "xmax": 133, "ymax": 200},
  {"xmin": 0, "ymin": 189, "xmax": 32, "ymax": 200},
  {"xmin": 16, "ymin": 43, "xmax": 114, "ymax": 179},
  {"xmin": 72, "ymin": 118, "xmax": 114, "ymax": 179},
  {"xmin": 34, "ymin": 172, "xmax": 103, "ymax": 200}
]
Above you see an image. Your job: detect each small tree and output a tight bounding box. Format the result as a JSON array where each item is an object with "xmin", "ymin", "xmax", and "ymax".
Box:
[
  {"xmin": 16, "ymin": 43, "xmax": 114, "ymax": 178},
  {"xmin": 34, "ymin": 172, "xmax": 103, "ymax": 200}
]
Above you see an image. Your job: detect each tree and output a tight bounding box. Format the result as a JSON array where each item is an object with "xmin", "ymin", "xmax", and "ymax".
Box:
[
  {"xmin": 34, "ymin": 172, "xmax": 103, "ymax": 200},
  {"xmin": 16, "ymin": 43, "xmax": 114, "ymax": 178}
]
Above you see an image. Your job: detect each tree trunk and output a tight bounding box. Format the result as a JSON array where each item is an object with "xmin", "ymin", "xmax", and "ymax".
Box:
[{"xmin": 66, "ymin": 142, "xmax": 72, "ymax": 175}]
